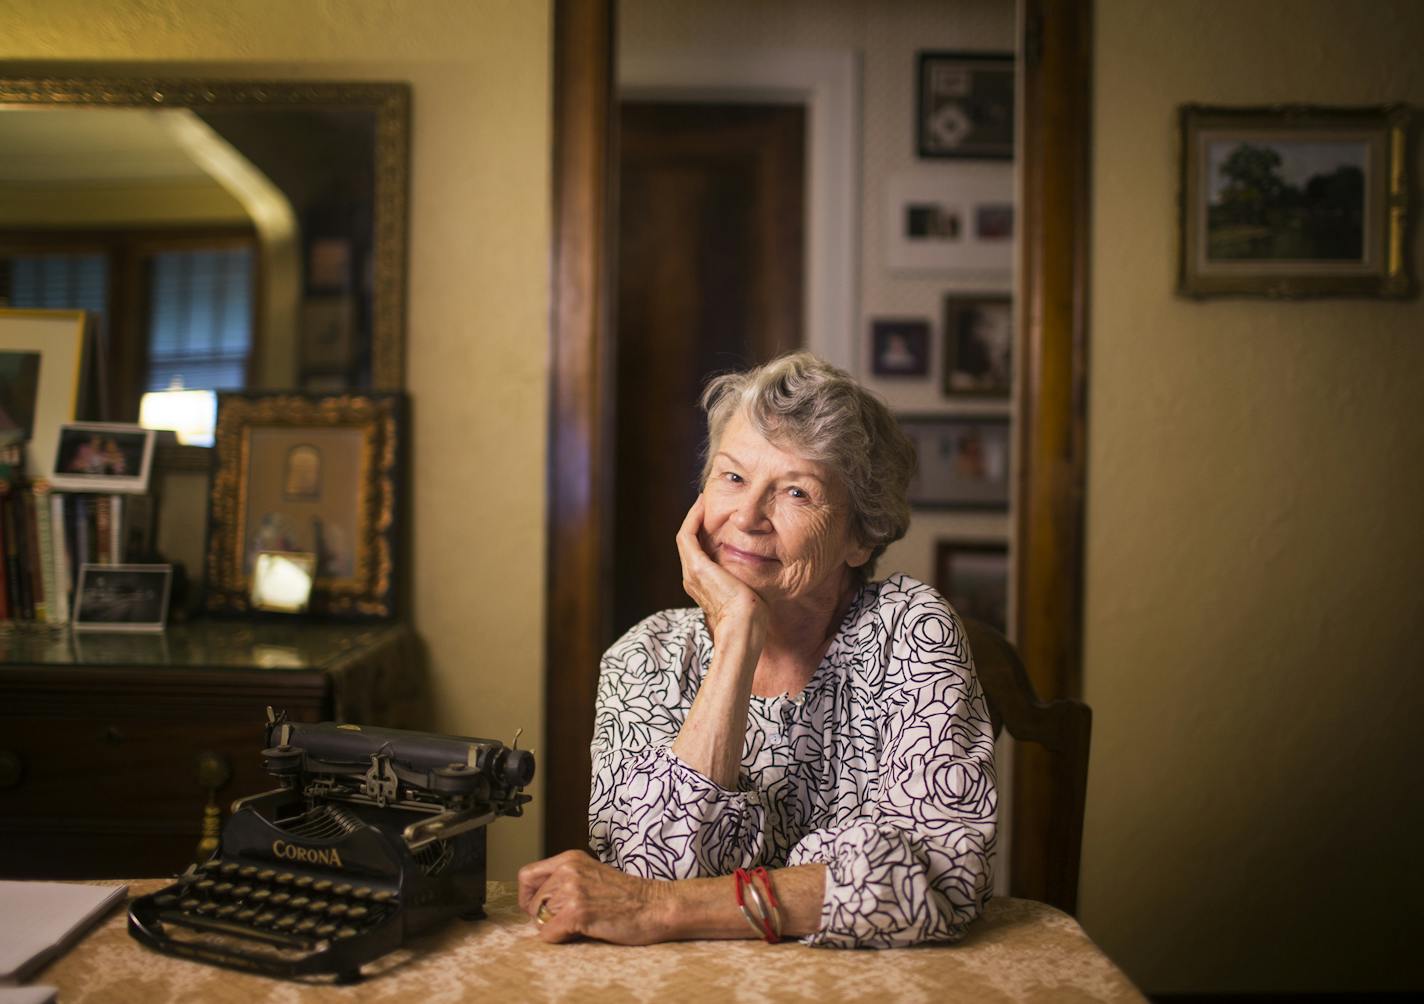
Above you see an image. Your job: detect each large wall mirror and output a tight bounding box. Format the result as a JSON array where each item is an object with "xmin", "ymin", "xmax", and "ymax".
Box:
[{"xmin": 0, "ymin": 78, "xmax": 409, "ymax": 423}]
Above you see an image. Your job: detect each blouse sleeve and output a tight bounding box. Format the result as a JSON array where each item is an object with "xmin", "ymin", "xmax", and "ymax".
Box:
[
  {"xmin": 786, "ymin": 590, "xmax": 997, "ymax": 948},
  {"xmin": 587, "ymin": 615, "xmax": 771, "ymax": 878}
]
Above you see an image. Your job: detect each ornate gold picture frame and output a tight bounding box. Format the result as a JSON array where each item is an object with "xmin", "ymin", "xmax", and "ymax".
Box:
[
  {"xmin": 1178, "ymin": 103, "xmax": 1414, "ymax": 298},
  {"xmin": 205, "ymin": 392, "xmax": 402, "ymax": 618}
]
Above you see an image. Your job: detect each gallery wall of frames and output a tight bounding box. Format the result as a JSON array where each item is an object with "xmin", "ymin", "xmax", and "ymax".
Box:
[{"xmin": 869, "ymin": 49, "xmax": 1016, "ymax": 638}]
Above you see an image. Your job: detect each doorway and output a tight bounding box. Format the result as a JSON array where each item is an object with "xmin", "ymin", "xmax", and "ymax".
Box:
[{"xmin": 612, "ymin": 102, "xmax": 805, "ymax": 635}]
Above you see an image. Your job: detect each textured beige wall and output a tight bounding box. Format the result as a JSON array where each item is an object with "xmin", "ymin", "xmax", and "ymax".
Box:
[
  {"xmin": 1083, "ymin": 0, "xmax": 1424, "ymax": 993},
  {"xmin": 0, "ymin": 0, "xmax": 551, "ymax": 881}
]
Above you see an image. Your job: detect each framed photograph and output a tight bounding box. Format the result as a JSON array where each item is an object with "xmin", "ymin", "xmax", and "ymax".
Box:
[
  {"xmin": 48, "ymin": 423, "xmax": 155, "ymax": 494},
  {"xmin": 917, "ymin": 51, "xmax": 1014, "ymax": 160},
  {"xmin": 1178, "ymin": 104, "xmax": 1414, "ymax": 298},
  {"xmin": 886, "ymin": 166, "xmax": 1014, "ymax": 276},
  {"xmin": 899, "ymin": 414, "xmax": 1010, "ymax": 510},
  {"xmin": 935, "ymin": 540, "xmax": 1009, "ymax": 634},
  {"xmin": 0, "ymin": 308, "xmax": 88, "ymax": 480},
  {"xmin": 870, "ymin": 319, "xmax": 931, "ymax": 377},
  {"xmin": 205, "ymin": 392, "xmax": 403, "ymax": 619},
  {"xmin": 72, "ymin": 563, "xmax": 173, "ymax": 632},
  {"xmin": 944, "ymin": 295, "xmax": 1012, "ymax": 397}
]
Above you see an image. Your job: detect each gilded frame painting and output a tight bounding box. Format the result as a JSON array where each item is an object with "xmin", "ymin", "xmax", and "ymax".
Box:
[
  {"xmin": 1178, "ymin": 103, "xmax": 1414, "ymax": 298},
  {"xmin": 205, "ymin": 392, "xmax": 402, "ymax": 618}
]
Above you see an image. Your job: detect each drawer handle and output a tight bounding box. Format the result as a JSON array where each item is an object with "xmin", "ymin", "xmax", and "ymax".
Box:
[{"xmin": 0, "ymin": 750, "xmax": 22, "ymax": 789}]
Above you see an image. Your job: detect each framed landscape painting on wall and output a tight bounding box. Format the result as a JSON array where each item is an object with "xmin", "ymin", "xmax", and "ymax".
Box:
[{"xmin": 1178, "ymin": 103, "xmax": 1413, "ymax": 298}]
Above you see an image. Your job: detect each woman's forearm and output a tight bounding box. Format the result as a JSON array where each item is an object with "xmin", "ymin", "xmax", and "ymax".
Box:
[
  {"xmin": 670, "ymin": 617, "xmax": 761, "ymax": 789},
  {"xmin": 653, "ymin": 864, "xmax": 825, "ymax": 941}
]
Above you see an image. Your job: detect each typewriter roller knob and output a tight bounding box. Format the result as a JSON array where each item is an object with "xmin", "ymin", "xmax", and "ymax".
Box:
[{"xmin": 499, "ymin": 748, "xmax": 536, "ymax": 788}]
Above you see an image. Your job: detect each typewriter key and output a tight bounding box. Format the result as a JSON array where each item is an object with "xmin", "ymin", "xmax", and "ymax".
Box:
[
  {"xmin": 195, "ymin": 879, "xmax": 215, "ymax": 892},
  {"xmin": 180, "ymin": 897, "xmax": 200, "ymax": 911},
  {"xmin": 239, "ymin": 865, "xmax": 258, "ymax": 878},
  {"xmin": 271, "ymin": 892, "xmax": 291, "ymax": 906},
  {"xmin": 214, "ymin": 882, "xmax": 234, "ymax": 895},
  {"xmin": 327, "ymin": 903, "xmax": 348, "ymax": 917},
  {"xmin": 220, "ymin": 862, "xmax": 240, "ymax": 875},
  {"xmin": 237, "ymin": 908, "xmax": 257, "ymax": 922},
  {"xmin": 295, "ymin": 876, "xmax": 314, "ymax": 889},
  {"xmin": 196, "ymin": 902, "xmax": 218, "ymax": 915},
  {"xmin": 258, "ymin": 869, "xmax": 276, "ymax": 882},
  {"xmin": 332, "ymin": 883, "xmax": 352, "ymax": 897},
  {"xmin": 200, "ymin": 860, "xmax": 221, "ymax": 872},
  {"xmin": 352, "ymin": 886, "xmax": 373, "ymax": 900},
  {"xmin": 155, "ymin": 894, "xmax": 178, "ymax": 907},
  {"xmin": 289, "ymin": 896, "xmax": 311, "ymax": 909},
  {"xmin": 275, "ymin": 915, "xmax": 297, "ymax": 930},
  {"xmin": 252, "ymin": 888, "xmax": 272, "ymax": 902},
  {"xmin": 296, "ymin": 918, "xmax": 317, "ymax": 933},
  {"xmin": 336, "ymin": 927, "xmax": 358, "ymax": 939},
  {"xmin": 233, "ymin": 884, "xmax": 253, "ymax": 898},
  {"xmin": 256, "ymin": 911, "xmax": 277, "ymax": 925},
  {"xmin": 316, "ymin": 923, "xmax": 336, "ymax": 937},
  {"xmin": 372, "ymin": 890, "xmax": 394, "ymax": 904},
  {"xmin": 275, "ymin": 872, "xmax": 295, "ymax": 885},
  {"xmin": 217, "ymin": 904, "xmax": 238, "ymax": 917},
  {"xmin": 313, "ymin": 879, "xmax": 333, "ymax": 893},
  {"xmin": 347, "ymin": 905, "xmax": 369, "ymax": 921},
  {"xmin": 307, "ymin": 900, "xmax": 328, "ymax": 913}
]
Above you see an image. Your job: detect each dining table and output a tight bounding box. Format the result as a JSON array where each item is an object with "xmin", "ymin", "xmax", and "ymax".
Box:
[{"xmin": 27, "ymin": 879, "xmax": 1144, "ymax": 1002}]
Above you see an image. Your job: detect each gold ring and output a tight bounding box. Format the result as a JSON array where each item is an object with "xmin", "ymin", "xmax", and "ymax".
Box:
[{"xmin": 536, "ymin": 900, "xmax": 553, "ymax": 927}]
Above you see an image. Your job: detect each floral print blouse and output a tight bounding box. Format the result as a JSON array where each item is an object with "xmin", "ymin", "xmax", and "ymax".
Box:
[{"xmin": 588, "ymin": 573, "xmax": 997, "ymax": 948}]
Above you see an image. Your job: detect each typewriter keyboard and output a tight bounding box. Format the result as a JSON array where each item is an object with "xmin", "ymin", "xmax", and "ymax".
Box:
[{"xmin": 150, "ymin": 859, "xmax": 399, "ymax": 945}]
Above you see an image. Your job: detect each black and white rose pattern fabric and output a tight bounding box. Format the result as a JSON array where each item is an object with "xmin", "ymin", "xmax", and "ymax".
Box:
[{"xmin": 588, "ymin": 573, "xmax": 997, "ymax": 948}]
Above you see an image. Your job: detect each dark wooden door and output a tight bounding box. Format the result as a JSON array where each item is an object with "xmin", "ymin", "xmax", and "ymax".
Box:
[{"xmin": 612, "ymin": 102, "xmax": 805, "ymax": 637}]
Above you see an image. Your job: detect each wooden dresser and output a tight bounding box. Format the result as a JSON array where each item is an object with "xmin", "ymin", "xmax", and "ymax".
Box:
[{"xmin": 0, "ymin": 620, "xmax": 428, "ymax": 879}]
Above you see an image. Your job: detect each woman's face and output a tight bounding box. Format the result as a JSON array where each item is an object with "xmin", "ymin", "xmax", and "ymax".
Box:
[{"xmin": 701, "ymin": 412, "xmax": 870, "ymax": 606}]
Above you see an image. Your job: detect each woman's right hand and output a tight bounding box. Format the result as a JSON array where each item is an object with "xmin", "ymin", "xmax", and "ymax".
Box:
[{"xmin": 675, "ymin": 495, "xmax": 768, "ymax": 650}]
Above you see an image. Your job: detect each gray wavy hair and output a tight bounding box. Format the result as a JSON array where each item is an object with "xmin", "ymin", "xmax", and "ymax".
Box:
[{"xmin": 698, "ymin": 352, "xmax": 916, "ymax": 579}]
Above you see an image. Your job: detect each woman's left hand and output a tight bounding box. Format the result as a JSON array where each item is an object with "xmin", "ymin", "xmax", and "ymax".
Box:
[{"xmin": 517, "ymin": 850, "xmax": 671, "ymax": 944}]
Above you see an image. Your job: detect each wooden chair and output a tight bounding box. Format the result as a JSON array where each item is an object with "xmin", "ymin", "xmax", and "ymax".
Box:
[{"xmin": 961, "ymin": 617, "xmax": 1092, "ymax": 916}]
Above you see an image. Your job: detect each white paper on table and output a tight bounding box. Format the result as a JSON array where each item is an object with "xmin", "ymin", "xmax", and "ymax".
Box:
[{"xmin": 0, "ymin": 881, "xmax": 127, "ymax": 984}]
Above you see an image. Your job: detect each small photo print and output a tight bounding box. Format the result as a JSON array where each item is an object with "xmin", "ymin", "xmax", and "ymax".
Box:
[
  {"xmin": 935, "ymin": 540, "xmax": 1009, "ymax": 634},
  {"xmin": 871, "ymin": 319, "xmax": 931, "ymax": 377},
  {"xmin": 73, "ymin": 563, "xmax": 173, "ymax": 632},
  {"xmin": 49, "ymin": 422, "xmax": 155, "ymax": 494},
  {"xmin": 900, "ymin": 414, "xmax": 1011, "ymax": 510},
  {"xmin": 905, "ymin": 203, "xmax": 963, "ymax": 241},
  {"xmin": 944, "ymin": 295, "xmax": 1012, "ymax": 397},
  {"xmin": 975, "ymin": 203, "xmax": 1014, "ymax": 240}
]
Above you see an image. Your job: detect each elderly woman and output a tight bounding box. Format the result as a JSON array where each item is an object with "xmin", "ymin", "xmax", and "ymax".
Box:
[{"xmin": 519, "ymin": 352, "xmax": 996, "ymax": 948}]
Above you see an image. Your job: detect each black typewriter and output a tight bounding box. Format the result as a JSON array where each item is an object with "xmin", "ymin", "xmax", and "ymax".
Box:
[{"xmin": 128, "ymin": 708, "xmax": 534, "ymax": 981}]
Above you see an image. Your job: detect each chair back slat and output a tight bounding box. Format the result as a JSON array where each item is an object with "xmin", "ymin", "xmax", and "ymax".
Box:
[{"xmin": 962, "ymin": 616, "xmax": 1092, "ymax": 915}]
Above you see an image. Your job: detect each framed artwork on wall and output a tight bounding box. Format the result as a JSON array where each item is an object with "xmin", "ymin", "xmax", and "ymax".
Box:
[
  {"xmin": 885, "ymin": 167, "xmax": 1014, "ymax": 277},
  {"xmin": 0, "ymin": 308, "xmax": 88, "ymax": 480},
  {"xmin": 205, "ymin": 391, "xmax": 403, "ymax": 618},
  {"xmin": 870, "ymin": 318, "xmax": 931, "ymax": 377},
  {"xmin": 899, "ymin": 413, "xmax": 1010, "ymax": 510},
  {"xmin": 943, "ymin": 294, "xmax": 1012, "ymax": 398},
  {"xmin": 916, "ymin": 51, "xmax": 1015, "ymax": 160},
  {"xmin": 1178, "ymin": 103, "xmax": 1413, "ymax": 298},
  {"xmin": 935, "ymin": 539, "xmax": 1008, "ymax": 634}
]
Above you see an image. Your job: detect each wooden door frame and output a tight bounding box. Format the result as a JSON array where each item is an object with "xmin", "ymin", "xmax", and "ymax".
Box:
[{"xmin": 546, "ymin": 0, "xmax": 1095, "ymax": 909}]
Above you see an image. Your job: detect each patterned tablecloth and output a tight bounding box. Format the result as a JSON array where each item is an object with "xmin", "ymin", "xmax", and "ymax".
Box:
[{"xmin": 32, "ymin": 880, "xmax": 1144, "ymax": 1003}]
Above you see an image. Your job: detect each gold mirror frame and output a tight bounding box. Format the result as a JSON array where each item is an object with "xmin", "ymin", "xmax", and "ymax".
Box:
[{"xmin": 0, "ymin": 76, "xmax": 410, "ymax": 388}]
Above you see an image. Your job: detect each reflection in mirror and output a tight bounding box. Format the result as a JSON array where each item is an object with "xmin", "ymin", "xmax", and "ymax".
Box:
[{"xmin": 0, "ymin": 79, "xmax": 409, "ymax": 422}]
